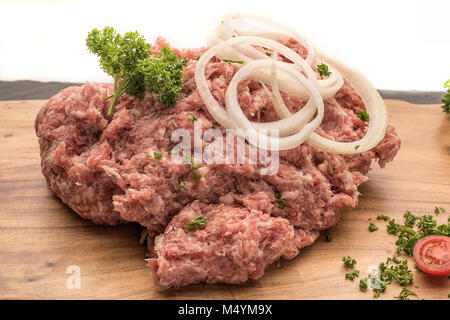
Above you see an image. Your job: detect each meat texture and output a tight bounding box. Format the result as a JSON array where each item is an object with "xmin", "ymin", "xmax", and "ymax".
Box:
[
  {"xmin": 149, "ymin": 199, "xmax": 318, "ymax": 288},
  {"xmin": 35, "ymin": 36, "xmax": 401, "ymax": 287}
]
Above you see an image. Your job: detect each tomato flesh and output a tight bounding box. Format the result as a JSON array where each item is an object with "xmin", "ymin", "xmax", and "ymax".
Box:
[{"xmin": 413, "ymin": 235, "xmax": 450, "ymax": 276}]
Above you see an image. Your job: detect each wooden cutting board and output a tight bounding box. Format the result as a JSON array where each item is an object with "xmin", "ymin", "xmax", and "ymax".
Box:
[{"xmin": 0, "ymin": 99, "xmax": 449, "ymax": 300}]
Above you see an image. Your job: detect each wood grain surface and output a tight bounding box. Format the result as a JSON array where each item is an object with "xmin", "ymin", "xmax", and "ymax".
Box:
[{"xmin": 0, "ymin": 99, "xmax": 449, "ymax": 300}]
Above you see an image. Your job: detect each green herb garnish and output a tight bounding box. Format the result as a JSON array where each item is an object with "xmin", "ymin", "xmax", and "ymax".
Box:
[
  {"xmin": 317, "ymin": 63, "xmax": 331, "ymax": 77},
  {"xmin": 356, "ymin": 110, "xmax": 370, "ymax": 122},
  {"xmin": 153, "ymin": 152, "xmax": 163, "ymax": 160},
  {"xmin": 434, "ymin": 206, "xmax": 445, "ymax": 214},
  {"xmin": 188, "ymin": 115, "xmax": 198, "ymax": 122},
  {"xmin": 386, "ymin": 211, "xmax": 448, "ymax": 255},
  {"xmin": 381, "ymin": 256, "xmax": 414, "ymax": 286},
  {"xmin": 345, "ymin": 270, "xmax": 360, "ymax": 281},
  {"xmin": 190, "ymin": 164, "xmax": 201, "ymax": 171},
  {"xmin": 387, "ymin": 219, "xmax": 400, "ymax": 234},
  {"xmin": 192, "ymin": 173, "xmax": 202, "ymax": 180},
  {"xmin": 278, "ymin": 203, "xmax": 285, "ymax": 209},
  {"xmin": 368, "ymin": 222, "xmax": 378, "ymax": 232},
  {"xmin": 184, "ymin": 214, "xmax": 207, "ymax": 231},
  {"xmin": 325, "ymin": 235, "xmax": 333, "ymax": 242},
  {"xmin": 394, "ymin": 287, "xmax": 417, "ymax": 300},
  {"xmin": 402, "ymin": 211, "xmax": 418, "ymax": 228},
  {"xmin": 441, "ymin": 79, "xmax": 450, "ymax": 114},
  {"xmin": 359, "ymin": 278, "xmax": 368, "ymax": 291},
  {"xmin": 178, "ymin": 180, "xmax": 188, "ymax": 191},
  {"xmin": 342, "ymin": 256, "xmax": 357, "ymax": 269},
  {"xmin": 377, "ymin": 214, "xmax": 390, "ymax": 221},
  {"xmin": 86, "ymin": 27, "xmax": 188, "ymax": 116}
]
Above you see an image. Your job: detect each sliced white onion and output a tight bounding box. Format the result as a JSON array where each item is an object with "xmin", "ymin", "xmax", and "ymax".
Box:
[
  {"xmin": 270, "ymin": 53, "xmax": 291, "ymax": 119},
  {"xmin": 306, "ymin": 51, "xmax": 388, "ymax": 154},
  {"xmin": 225, "ymin": 59, "xmax": 324, "ymax": 150},
  {"xmin": 195, "ymin": 35, "xmax": 319, "ymax": 130},
  {"xmin": 218, "ymin": 12, "xmax": 315, "ymax": 64},
  {"xmin": 209, "ymin": 29, "xmax": 343, "ymax": 100},
  {"xmin": 194, "ymin": 16, "xmax": 388, "ymax": 154}
]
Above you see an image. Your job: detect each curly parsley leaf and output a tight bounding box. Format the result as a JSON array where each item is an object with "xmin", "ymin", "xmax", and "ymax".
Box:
[
  {"xmin": 377, "ymin": 214, "xmax": 390, "ymax": 221},
  {"xmin": 356, "ymin": 110, "xmax": 370, "ymax": 122},
  {"xmin": 345, "ymin": 270, "xmax": 360, "ymax": 281},
  {"xmin": 317, "ymin": 63, "xmax": 331, "ymax": 77},
  {"xmin": 342, "ymin": 255, "xmax": 357, "ymax": 269},
  {"xmin": 368, "ymin": 222, "xmax": 379, "ymax": 232},
  {"xmin": 86, "ymin": 27, "xmax": 187, "ymax": 116}
]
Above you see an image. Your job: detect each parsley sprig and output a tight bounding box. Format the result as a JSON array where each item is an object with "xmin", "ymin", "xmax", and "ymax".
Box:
[{"xmin": 86, "ymin": 27, "xmax": 188, "ymax": 116}]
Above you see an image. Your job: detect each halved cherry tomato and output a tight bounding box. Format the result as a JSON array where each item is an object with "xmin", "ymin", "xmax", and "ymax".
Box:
[{"xmin": 413, "ymin": 235, "xmax": 450, "ymax": 276}]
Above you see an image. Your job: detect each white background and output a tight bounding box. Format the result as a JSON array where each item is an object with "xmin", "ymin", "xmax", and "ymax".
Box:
[{"xmin": 0, "ymin": 0, "xmax": 449, "ymax": 91}]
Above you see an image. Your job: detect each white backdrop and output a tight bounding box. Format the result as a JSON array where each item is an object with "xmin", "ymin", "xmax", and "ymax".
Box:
[{"xmin": 1, "ymin": 0, "xmax": 449, "ymax": 91}]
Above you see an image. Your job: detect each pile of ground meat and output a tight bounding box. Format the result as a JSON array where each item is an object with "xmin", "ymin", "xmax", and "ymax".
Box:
[{"xmin": 35, "ymin": 37, "xmax": 401, "ymax": 288}]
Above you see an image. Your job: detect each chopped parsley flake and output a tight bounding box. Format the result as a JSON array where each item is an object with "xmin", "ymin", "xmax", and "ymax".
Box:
[
  {"xmin": 178, "ymin": 180, "xmax": 188, "ymax": 191},
  {"xmin": 383, "ymin": 211, "xmax": 448, "ymax": 256},
  {"xmin": 357, "ymin": 256, "xmax": 415, "ymax": 299},
  {"xmin": 376, "ymin": 214, "xmax": 390, "ymax": 221},
  {"xmin": 317, "ymin": 63, "xmax": 331, "ymax": 77},
  {"xmin": 325, "ymin": 235, "xmax": 333, "ymax": 242},
  {"xmin": 359, "ymin": 278, "xmax": 368, "ymax": 291},
  {"xmin": 368, "ymin": 222, "xmax": 378, "ymax": 232},
  {"xmin": 354, "ymin": 145, "xmax": 360, "ymax": 150},
  {"xmin": 387, "ymin": 219, "xmax": 400, "ymax": 234},
  {"xmin": 342, "ymin": 256, "xmax": 357, "ymax": 269},
  {"xmin": 345, "ymin": 270, "xmax": 360, "ymax": 281},
  {"xmin": 190, "ymin": 164, "xmax": 201, "ymax": 171},
  {"xmin": 274, "ymin": 192, "xmax": 281, "ymax": 199},
  {"xmin": 188, "ymin": 115, "xmax": 198, "ymax": 122},
  {"xmin": 184, "ymin": 214, "xmax": 207, "ymax": 231},
  {"xmin": 394, "ymin": 287, "xmax": 417, "ymax": 300},
  {"xmin": 356, "ymin": 110, "xmax": 370, "ymax": 122},
  {"xmin": 192, "ymin": 173, "xmax": 202, "ymax": 179},
  {"xmin": 434, "ymin": 206, "xmax": 445, "ymax": 214},
  {"xmin": 266, "ymin": 51, "xmax": 272, "ymax": 57},
  {"xmin": 278, "ymin": 203, "xmax": 285, "ymax": 209},
  {"xmin": 403, "ymin": 211, "xmax": 418, "ymax": 228},
  {"xmin": 153, "ymin": 152, "xmax": 162, "ymax": 160}
]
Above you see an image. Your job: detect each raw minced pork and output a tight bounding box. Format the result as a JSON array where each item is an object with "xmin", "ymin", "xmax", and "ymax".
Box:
[{"xmin": 35, "ymin": 36, "xmax": 401, "ymax": 287}]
